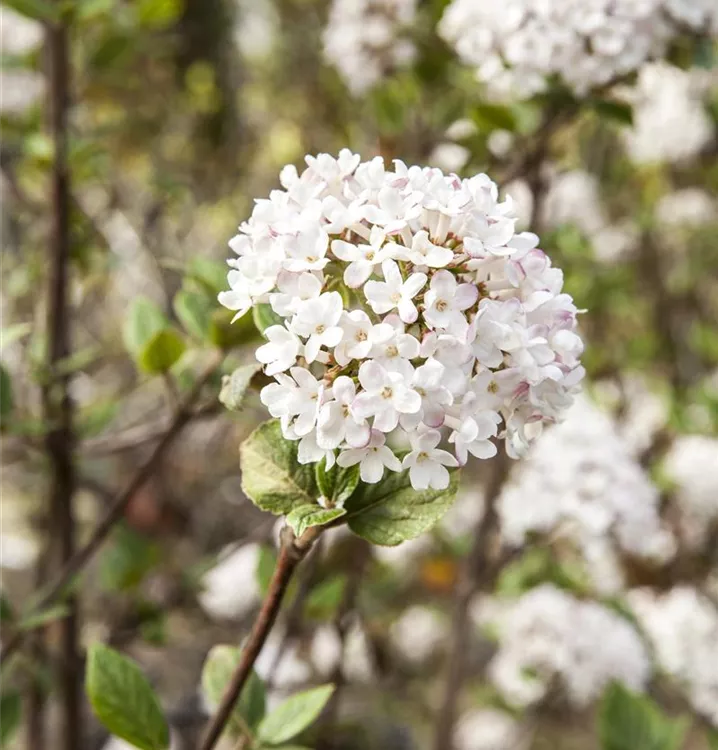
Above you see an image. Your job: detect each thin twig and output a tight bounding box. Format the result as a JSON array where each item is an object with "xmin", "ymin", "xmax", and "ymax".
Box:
[
  {"xmin": 199, "ymin": 525, "xmax": 323, "ymax": 750},
  {"xmin": 433, "ymin": 453, "xmax": 512, "ymax": 750},
  {"xmin": 0, "ymin": 351, "xmax": 224, "ymax": 664}
]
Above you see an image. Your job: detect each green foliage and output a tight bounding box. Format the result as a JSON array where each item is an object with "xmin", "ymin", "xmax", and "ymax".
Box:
[
  {"xmin": 240, "ymin": 420, "xmax": 320, "ymax": 515},
  {"xmin": 599, "ymin": 682, "xmax": 688, "ymax": 750},
  {"xmin": 2, "ymin": 0, "xmax": 60, "ymax": 22},
  {"xmin": 0, "ymin": 691, "xmax": 21, "ymax": 747},
  {"xmin": 136, "ymin": 0, "xmax": 183, "ymax": 29},
  {"xmin": 86, "ymin": 644, "xmax": 170, "ymax": 750},
  {"xmin": 0, "ymin": 593, "xmax": 14, "ymax": 624},
  {"xmin": 0, "ymin": 366, "xmax": 13, "ymax": 422},
  {"xmin": 286, "ymin": 505, "xmax": 347, "ymax": 538},
  {"xmin": 201, "ymin": 646, "xmax": 266, "ymax": 735},
  {"xmin": 305, "ymin": 575, "xmax": 347, "ymax": 620},
  {"xmin": 218, "ymin": 363, "xmax": 261, "ymax": 411},
  {"xmin": 99, "ymin": 524, "xmax": 160, "ymax": 592},
  {"xmin": 591, "ymin": 98, "xmax": 634, "ymax": 126},
  {"xmin": 123, "ymin": 297, "xmax": 166, "ymax": 357},
  {"xmin": 471, "ymin": 102, "xmax": 517, "ymax": 132},
  {"xmin": 174, "ymin": 288, "xmax": 213, "ymax": 341},
  {"xmin": 138, "ymin": 328, "xmax": 186, "ymax": 374},
  {"xmin": 256, "ymin": 684, "xmax": 335, "ymax": 746},
  {"xmin": 18, "ymin": 604, "xmax": 69, "ymax": 631},
  {"xmin": 344, "ymin": 466, "xmax": 460, "ymax": 546},
  {"xmin": 255, "ymin": 544, "xmax": 277, "ymax": 596},
  {"xmin": 315, "ymin": 458, "xmax": 360, "ymax": 508},
  {"xmin": 253, "ymin": 304, "xmax": 284, "ymax": 338}
]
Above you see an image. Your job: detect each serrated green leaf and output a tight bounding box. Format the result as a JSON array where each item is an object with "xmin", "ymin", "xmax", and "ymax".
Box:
[
  {"xmin": 138, "ymin": 328, "xmax": 186, "ymax": 374},
  {"xmin": 86, "ymin": 644, "xmax": 170, "ymax": 750},
  {"xmin": 201, "ymin": 645, "xmax": 266, "ymax": 735},
  {"xmin": 252, "ymin": 304, "xmax": 284, "ymax": 338},
  {"xmin": 174, "ymin": 289, "xmax": 212, "ymax": 340},
  {"xmin": 0, "ymin": 691, "xmax": 21, "ymax": 746},
  {"xmin": 344, "ymin": 468, "xmax": 459, "ymax": 546},
  {"xmin": 286, "ymin": 505, "xmax": 346, "ymax": 538},
  {"xmin": 2, "ymin": 0, "xmax": 60, "ymax": 22},
  {"xmin": 315, "ymin": 460, "xmax": 360, "ymax": 508},
  {"xmin": 257, "ymin": 684, "xmax": 335, "ymax": 746},
  {"xmin": 218, "ymin": 364, "xmax": 261, "ymax": 412},
  {"xmin": 240, "ymin": 420, "xmax": 319, "ymax": 515},
  {"xmin": 0, "ymin": 366, "xmax": 13, "ymax": 421},
  {"xmin": 123, "ymin": 297, "xmax": 166, "ymax": 357}
]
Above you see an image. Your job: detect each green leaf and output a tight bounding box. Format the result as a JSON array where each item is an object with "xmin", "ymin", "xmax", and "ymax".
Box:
[
  {"xmin": 138, "ymin": 328, "xmax": 186, "ymax": 374},
  {"xmin": 344, "ymin": 468, "xmax": 459, "ymax": 546},
  {"xmin": 123, "ymin": 297, "xmax": 166, "ymax": 357},
  {"xmin": 591, "ymin": 99, "xmax": 634, "ymax": 126},
  {"xmin": 240, "ymin": 420, "xmax": 319, "ymax": 515},
  {"xmin": 209, "ymin": 307, "xmax": 260, "ymax": 350},
  {"xmin": 2, "ymin": 0, "xmax": 60, "ymax": 22},
  {"xmin": 136, "ymin": 0, "xmax": 182, "ymax": 28},
  {"xmin": 0, "ymin": 366, "xmax": 13, "ymax": 421},
  {"xmin": 99, "ymin": 524, "xmax": 159, "ymax": 592},
  {"xmin": 286, "ymin": 505, "xmax": 346, "ymax": 538},
  {"xmin": 255, "ymin": 545, "xmax": 276, "ymax": 596},
  {"xmin": 0, "ymin": 323, "xmax": 32, "ymax": 350},
  {"xmin": 187, "ymin": 257, "xmax": 228, "ymax": 296},
  {"xmin": 252, "ymin": 304, "xmax": 284, "ymax": 338},
  {"xmin": 201, "ymin": 645, "xmax": 266, "ymax": 735},
  {"xmin": 174, "ymin": 289, "xmax": 212, "ymax": 341},
  {"xmin": 218, "ymin": 364, "xmax": 261, "ymax": 412},
  {"xmin": 471, "ymin": 102, "xmax": 517, "ymax": 132},
  {"xmin": 86, "ymin": 644, "xmax": 170, "ymax": 750},
  {"xmin": 599, "ymin": 682, "xmax": 688, "ymax": 750},
  {"xmin": 19, "ymin": 604, "xmax": 69, "ymax": 631},
  {"xmin": 708, "ymin": 729, "xmax": 718, "ymax": 750},
  {"xmin": 257, "ymin": 684, "xmax": 335, "ymax": 746},
  {"xmin": 315, "ymin": 460, "xmax": 360, "ymax": 508},
  {"xmin": 0, "ymin": 691, "xmax": 21, "ymax": 747},
  {"xmin": 0, "ymin": 593, "xmax": 14, "ymax": 624},
  {"xmin": 305, "ymin": 575, "xmax": 347, "ymax": 620}
]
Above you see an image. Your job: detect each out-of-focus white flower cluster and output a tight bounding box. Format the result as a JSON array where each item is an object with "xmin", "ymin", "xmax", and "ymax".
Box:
[
  {"xmin": 323, "ymin": 0, "xmax": 417, "ymax": 95},
  {"xmin": 497, "ymin": 396, "xmax": 675, "ymax": 593},
  {"xmin": 629, "ymin": 587, "xmax": 718, "ymax": 725},
  {"xmin": 219, "ymin": 150, "xmax": 585, "ymax": 491},
  {"xmin": 476, "ymin": 584, "xmax": 650, "ymax": 707},
  {"xmin": 454, "ymin": 708, "xmax": 525, "ymax": 750},
  {"xmin": 439, "ymin": 0, "xmax": 718, "ymax": 100}
]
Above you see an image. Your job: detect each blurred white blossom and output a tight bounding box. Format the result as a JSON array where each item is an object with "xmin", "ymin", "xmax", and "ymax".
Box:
[
  {"xmin": 199, "ymin": 543, "xmax": 261, "ymax": 620},
  {"xmin": 454, "ymin": 708, "xmax": 525, "ymax": 750}
]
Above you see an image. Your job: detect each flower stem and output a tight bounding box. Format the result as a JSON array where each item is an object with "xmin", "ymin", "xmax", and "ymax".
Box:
[{"xmin": 199, "ymin": 525, "xmax": 323, "ymax": 750}]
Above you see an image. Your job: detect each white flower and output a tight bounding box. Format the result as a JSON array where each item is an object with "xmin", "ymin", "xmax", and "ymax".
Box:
[
  {"xmin": 369, "ymin": 314, "xmax": 420, "ymax": 377},
  {"xmin": 424, "ymin": 270, "xmax": 478, "ymax": 333},
  {"xmin": 404, "ymin": 358, "xmax": 453, "ymax": 428},
  {"xmin": 402, "ymin": 429, "xmax": 459, "ymax": 490},
  {"xmin": 289, "ymin": 291, "xmax": 344, "ymax": 362},
  {"xmin": 260, "ymin": 367, "xmax": 324, "ymax": 436},
  {"xmin": 331, "ymin": 226, "xmax": 395, "ymax": 288},
  {"xmin": 391, "ymin": 229, "xmax": 455, "ymax": 268},
  {"xmin": 334, "ymin": 310, "xmax": 380, "ymax": 366},
  {"xmin": 337, "ymin": 429, "xmax": 402, "ymax": 483},
  {"xmin": 255, "ymin": 325, "xmax": 302, "ymax": 375},
  {"xmin": 269, "ymin": 271, "xmax": 323, "ymax": 317},
  {"xmin": 364, "ymin": 259, "xmax": 427, "ymax": 324},
  {"xmin": 352, "ymin": 360, "xmax": 422, "ymax": 432},
  {"xmin": 317, "ymin": 376, "xmax": 371, "ymax": 449},
  {"xmin": 282, "ymin": 226, "xmax": 330, "ymax": 272},
  {"xmin": 448, "ymin": 407, "xmax": 500, "ymax": 465}
]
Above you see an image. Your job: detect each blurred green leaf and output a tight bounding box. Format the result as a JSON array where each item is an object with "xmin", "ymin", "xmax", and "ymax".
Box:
[
  {"xmin": 257, "ymin": 684, "xmax": 335, "ymax": 746},
  {"xmin": 187, "ymin": 257, "xmax": 227, "ymax": 296},
  {"xmin": 252, "ymin": 304, "xmax": 284, "ymax": 339},
  {"xmin": 0, "ymin": 593, "xmax": 14, "ymax": 623},
  {"xmin": 218, "ymin": 363, "xmax": 261, "ymax": 411},
  {"xmin": 0, "ymin": 323, "xmax": 32, "ymax": 350},
  {"xmin": 255, "ymin": 545, "xmax": 276, "ymax": 596},
  {"xmin": 174, "ymin": 288, "xmax": 212, "ymax": 340},
  {"xmin": 123, "ymin": 297, "xmax": 166, "ymax": 357},
  {"xmin": 99, "ymin": 524, "xmax": 159, "ymax": 592},
  {"xmin": 286, "ymin": 505, "xmax": 346, "ymax": 538},
  {"xmin": 591, "ymin": 98, "xmax": 634, "ymax": 126},
  {"xmin": 2, "ymin": 0, "xmax": 59, "ymax": 22},
  {"xmin": 19, "ymin": 604, "xmax": 69, "ymax": 631},
  {"xmin": 75, "ymin": 0, "xmax": 117, "ymax": 21},
  {"xmin": 136, "ymin": 0, "xmax": 183, "ymax": 29},
  {"xmin": 201, "ymin": 645, "xmax": 266, "ymax": 735},
  {"xmin": 471, "ymin": 102, "xmax": 517, "ymax": 132},
  {"xmin": 0, "ymin": 366, "xmax": 13, "ymax": 421},
  {"xmin": 0, "ymin": 691, "xmax": 21, "ymax": 747},
  {"xmin": 138, "ymin": 328, "xmax": 186, "ymax": 374},
  {"xmin": 78, "ymin": 401, "xmax": 118, "ymax": 438},
  {"xmin": 90, "ymin": 32, "xmax": 133, "ymax": 68},
  {"xmin": 305, "ymin": 575, "xmax": 347, "ymax": 620},
  {"xmin": 210, "ymin": 308, "xmax": 259, "ymax": 350},
  {"xmin": 86, "ymin": 644, "xmax": 170, "ymax": 750}
]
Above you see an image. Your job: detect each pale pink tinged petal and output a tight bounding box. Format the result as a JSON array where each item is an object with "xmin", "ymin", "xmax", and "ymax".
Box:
[
  {"xmin": 381, "ymin": 259, "xmax": 402, "ymax": 287},
  {"xmin": 321, "ymin": 326, "xmax": 344, "ymax": 348},
  {"xmin": 402, "ymin": 272, "xmax": 428, "ymax": 298},
  {"xmin": 344, "ymin": 419, "xmax": 371, "ymax": 448},
  {"xmin": 324, "ymin": 292, "xmax": 344, "ymax": 323},
  {"xmin": 371, "ymin": 323, "xmax": 396, "ymax": 345},
  {"xmin": 397, "ymin": 298, "xmax": 418, "ymax": 324},
  {"xmin": 397, "ymin": 335, "xmax": 420, "ymax": 359},
  {"xmin": 399, "ymin": 410, "xmax": 422, "ymax": 432},
  {"xmin": 467, "ymin": 440, "xmax": 497, "ymax": 459},
  {"xmin": 373, "ymin": 408, "xmax": 399, "ymax": 433},
  {"xmin": 454, "ymin": 283, "xmax": 479, "ymax": 310},
  {"xmin": 422, "ymin": 405, "xmax": 446, "ymax": 428},
  {"xmin": 433, "ymin": 449, "xmax": 459, "ymax": 467},
  {"xmin": 361, "ymin": 453, "xmax": 385, "ymax": 483},
  {"xmin": 352, "ymin": 392, "xmax": 380, "ymax": 419},
  {"xmin": 358, "ymin": 360, "xmax": 386, "ymax": 391},
  {"xmin": 408, "ymin": 462, "xmax": 433, "ymax": 490},
  {"xmin": 303, "ymin": 335, "xmax": 321, "ymax": 363},
  {"xmin": 429, "ymin": 270, "xmax": 456, "ymax": 297},
  {"xmin": 337, "ymin": 448, "xmax": 365, "ymax": 468},
  {"xmin": 317, "ymin": 401, "xmax": 343, "ymax": 432},
  {"xmin": 426, "ymin": 246, "xmax": 455, "ymax": 268},
  {"xmin": 331, "ymin": 239, "xmax": 360, "ymax": 261},
  {"xmin": 418, "ymin": 430, "xmax": 442, "ymax": 451},
  {"xmin": 298, "ymin": 272, "xmax": 323, "ymax": 297},
  {"xmin": 401, "ymin": 452, "xmax": 416, "ymax": 469},
  {"xmin": 294, "ymin": 410, "xmax": 316, "ymax": 436},
  {"xmin": 362, "ymin": 205, "xmax": 386, "ymax": 224},
  {"xmin": 363, "ymin": 281, "xmax": 393, "ymax": 313},
  {"xmin": 332, "ymin": 376, "xmax": 356, "ymax": 404},
  {"xmin": 344, "ymin": 261, "xmax": 373, "ymax": 289},
  {"xmin": 393, "ymin": 387, "xmax": 421, "ymax": 414},
  {"xmin": 379, "ymin": 446, "xmax": 402, "ymax": 473},
  {"xmin": 429, "ymin": 464, "xmax": 450, "ymax": 490},
  {"xmin": 316, "ymin": 425, "xmax": 342, "ymax": 450},
  {"xmin": 454, "ymin": 442, "xmax": 469, "ymax": 466}
]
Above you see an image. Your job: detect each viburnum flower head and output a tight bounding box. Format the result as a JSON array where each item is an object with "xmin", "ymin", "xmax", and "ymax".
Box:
[{"xmin": 220, "ymin": 150, "xmax": 585, "ymax": 491}]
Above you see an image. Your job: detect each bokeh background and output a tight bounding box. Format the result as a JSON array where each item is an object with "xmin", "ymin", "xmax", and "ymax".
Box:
[{"xmin": 1, "ymin": 1, "xmax": 717, "ymax": 749}]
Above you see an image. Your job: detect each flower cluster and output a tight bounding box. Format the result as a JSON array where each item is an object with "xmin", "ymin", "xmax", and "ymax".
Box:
[
  {"xmin": 219, "ymin": 150, "xmax": 584, "ymax": 491},
  {"xmin": 438, "ymin": 0, "xmax": 718, "ymax": 100},
  {"xmin": 476, "ymin": 584, "xmax": 650, "ymax": 707},
  {"xmin": 323, "ymin": 0, "xmax": 417, "ymax": 95},
  {"xmin": 629, "ymin": 587, "xmax": 718, "ymax": 725},
  {"xmin": 497, "ymin": 396, "xmax": 675, "ymax": 593}
]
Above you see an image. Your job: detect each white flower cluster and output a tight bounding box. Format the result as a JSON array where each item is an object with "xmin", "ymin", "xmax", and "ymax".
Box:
[
  {"xmin": 497, "ymin": 396, "xmax": 675, "ymax": 593},
  {"xmin": 629, "ymin": 587, "xmax": 718, "ymax": 725},
  {"xmin": 477, "ymin": 584, "xmax": 650, "ymax": 707},
  {"xmin": 439, "ymin": 0, "xmax": 718, "ymax": 100},
  {"xmin": 323, "ymin": 0, "xmax": 417, "ymax": 95},
  {"xmin": 219, "ymin": 151, "xmax": 584, "ymax": 491}
]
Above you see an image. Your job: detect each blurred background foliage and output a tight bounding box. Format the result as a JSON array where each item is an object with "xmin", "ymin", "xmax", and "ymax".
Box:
[{"xmin": 0, "ymin": 1, "xmax": 717, "ymax": 749}]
